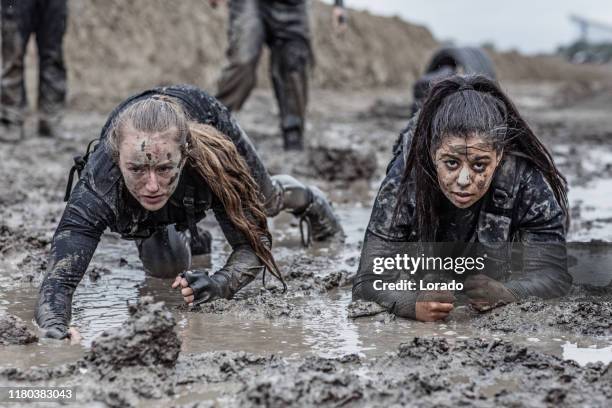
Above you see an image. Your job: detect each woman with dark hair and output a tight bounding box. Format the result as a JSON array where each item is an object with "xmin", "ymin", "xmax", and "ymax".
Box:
[
  {"xmin": 352, "ymin": 75, "xmax": 571, "ymax": 322},
  {"xmin": 36, "ymin": 84, "xmax": 343, "ymax": 339}
]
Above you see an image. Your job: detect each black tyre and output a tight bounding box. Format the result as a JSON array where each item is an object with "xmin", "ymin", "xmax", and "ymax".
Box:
[
  {"xmin": 424, "ymin": 46, "xmax": 497, "ymax": 80},
  {"xmin": 410, "ymin": 46, "xmax": 498, "ymax": 115}
]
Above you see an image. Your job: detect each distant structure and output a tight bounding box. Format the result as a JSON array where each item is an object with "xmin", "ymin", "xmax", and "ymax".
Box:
[
  {"xmin": 569, "ymin": 15, "xmax": 612, "ymax": 43},
  {"xmin": 563, "ymin": 15, "xmax": 612, "ymax": 64}
]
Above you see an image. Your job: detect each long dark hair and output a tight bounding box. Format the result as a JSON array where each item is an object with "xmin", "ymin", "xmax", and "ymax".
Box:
[{"xmin": 395, "ymin": 75, "xmax": 568, "ymax": 241}]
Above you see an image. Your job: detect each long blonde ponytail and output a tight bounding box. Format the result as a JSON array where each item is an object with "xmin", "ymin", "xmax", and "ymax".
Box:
[{"xmin": 187, "ymin": 123, "xmax": 284, "ymax": 288}]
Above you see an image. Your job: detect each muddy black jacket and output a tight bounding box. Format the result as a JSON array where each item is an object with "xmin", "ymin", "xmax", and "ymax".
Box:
[
  {"xmin": 36, "ymin": 85, "xmax": 271, "ymax": 332},
  {"xmin": 353, "ymin": 123, "xmax": 571, "ymax": 319}
]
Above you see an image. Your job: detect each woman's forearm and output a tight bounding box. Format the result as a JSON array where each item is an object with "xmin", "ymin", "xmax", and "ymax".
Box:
[
  {"xmin": 353, "ymin": 231, "xmax": 419, "ymax": 319},
  {"xmin": 213, "ymin": 245, "xmax": 265, "ymax": 298},
  {"xmin": 35, "ymin": 180, "xmax": 110, "ymax": 335}
]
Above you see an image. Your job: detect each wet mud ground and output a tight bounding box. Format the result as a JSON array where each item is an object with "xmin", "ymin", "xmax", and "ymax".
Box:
[{"xmin": 1, "ymin": 82, "xmax": 612, "ymax": 407}]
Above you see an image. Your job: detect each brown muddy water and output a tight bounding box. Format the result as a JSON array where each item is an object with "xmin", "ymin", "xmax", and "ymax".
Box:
[{"xmin": 1, "ymin": 84, "xmax": 612, "ymax": 407}]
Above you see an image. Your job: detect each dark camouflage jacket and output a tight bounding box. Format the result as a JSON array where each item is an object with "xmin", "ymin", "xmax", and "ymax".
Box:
[
  {"xmin": 353, "ymin": 123, "xmax": 571, "ymax": 319},
  {"xmin": 36, "ymin": 85, "xmax": 271, "ymax": 332}
]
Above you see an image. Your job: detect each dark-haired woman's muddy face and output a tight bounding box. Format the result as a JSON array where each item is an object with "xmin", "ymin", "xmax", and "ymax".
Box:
[
  {"xmin": 118, "ymin": 129, "xmax": 185, "ymax": 211},
  {"xmin": 433, "ymin": 134, "xmax": 502, "ymax": 209}
]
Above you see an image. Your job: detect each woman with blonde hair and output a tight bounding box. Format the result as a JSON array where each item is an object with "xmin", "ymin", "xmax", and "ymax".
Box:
[{"xmin": 36, "ymin": 84, "xmax": 343, "ymax": 339}]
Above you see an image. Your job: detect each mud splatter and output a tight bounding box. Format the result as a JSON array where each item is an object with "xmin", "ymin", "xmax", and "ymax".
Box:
[
  {"xmin": 87, "ymin": 264, "xmax": 111, "ymax": 282},
  {"xmin": 168, "ymin": 172, "xmax": 179, "ymax": 188}
]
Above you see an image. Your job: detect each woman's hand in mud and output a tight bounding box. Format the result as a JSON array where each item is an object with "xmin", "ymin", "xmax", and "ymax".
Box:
[
  {"xmin": 172, "ymin": 271, "xmax": 222, "ymax": 306},
  {"xmin": 43, "ymin": 325, "xmax": 82, "ymax": 344},
  {"xmin": 172, "ymin": 275, "xmax": 195, "ymax": 305},
  {"xmin": 68, "ymin": 327, "xmax": 82, "ymax": 344},
  {"xmin": 464, "ymin": 274, "xmax": 518, "ymax": 312},
  {"xmin": 415, "ymin": 302, "xmax": 454, "ymax": 322},
  {"xmin": 415, "ymin": 290, "xmax": 455, "ymax": 321}
]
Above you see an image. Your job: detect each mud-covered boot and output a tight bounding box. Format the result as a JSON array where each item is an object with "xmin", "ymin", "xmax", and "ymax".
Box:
[
  {"xmin": 296, "ymin": 186, "xmax": 344, "ymax": 244},
  {"xmin": 283, "ymin": 129, "xmax": 303, "ymax": 151},
  {"xmin": 188, "ymin": 228, "xmax": 212, "ymax": 256}
]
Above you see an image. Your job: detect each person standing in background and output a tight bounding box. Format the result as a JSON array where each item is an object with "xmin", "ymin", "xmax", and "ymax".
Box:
[
  {"xmin": 1, "ymin": 0, "xmax": 67, "ymax": 142},
  {"xmin": 210, "ymin": 0, "xmax": 347, "ymax": 150}
]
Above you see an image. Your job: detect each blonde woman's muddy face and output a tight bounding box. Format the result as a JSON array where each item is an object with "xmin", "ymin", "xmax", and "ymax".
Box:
[
  {"xmin": 433, "ymin": 134, "xmax": 502, "ymax": 209},
  {"xmin": 118, "ymin": 129, "xmax": 185, "ymax": 211}
]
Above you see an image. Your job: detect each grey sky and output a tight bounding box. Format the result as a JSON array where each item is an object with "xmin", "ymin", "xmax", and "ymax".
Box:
[{"xmin": 324, "ymin": 0, "xmax": 612, "ymax": 54}]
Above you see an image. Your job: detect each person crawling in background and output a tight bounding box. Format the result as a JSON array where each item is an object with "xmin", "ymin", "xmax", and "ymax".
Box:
[
  {"xmin": 36, "ymin": 84, "xmax": 344, "ymax": 340},
  {"xmin": 352, "ymin": 75, "xmax": 571, "ymax": 322}
]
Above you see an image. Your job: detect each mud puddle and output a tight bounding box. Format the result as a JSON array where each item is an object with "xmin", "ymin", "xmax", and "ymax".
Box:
[
  {"xmin": 563, "ymin": 342, "xmax": 612, "ymax": 365},
  {"xmin": 1, "ymin": 168, "xmax": 612, "ymax": 371},
  {"xmin": 568, "ymin": 178, "xmax": 612, "ymax": 241},
  {"xmin": 3, "ymin": 284, "xmax": 611, "ymax": 368},
  {"xmin": 1, "ymin": 202, "xmax": 610, "ymax": 374}
]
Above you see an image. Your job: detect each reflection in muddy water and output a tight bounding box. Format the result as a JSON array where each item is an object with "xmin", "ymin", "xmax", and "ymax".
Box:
[
  {"xmin": 301, "ymin": 292, "xmax": 364, "ymax": 357},
  {"xmin": 563, "ymin": 342, "xmax": 612, "ymax": 366},
  {"xmin": 567, "ymin": 242, "xmax": 612, "ymax": 286},
  {"xmin": 3, "ymin": 283, "xmax": 611, "ymax": 374},
  {"xmin": 569, "ymin": 178, "xmax": 612, "ymax": 241}
]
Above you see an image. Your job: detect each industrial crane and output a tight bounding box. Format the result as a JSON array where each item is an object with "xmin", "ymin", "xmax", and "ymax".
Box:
[{"xmin": 570, "ymin": 15, "xmax": 612, "ymax": 43}]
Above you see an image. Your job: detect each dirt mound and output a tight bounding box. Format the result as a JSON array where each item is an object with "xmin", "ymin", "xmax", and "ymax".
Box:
[
  {"xmin": 307, "ymin": 145, "xmax": 377, "ymax": 182},
  {"xmin": 308, "ymin": 3, "xmax": 436, "ymax": 89},
  {"xmin": 243, "ymin": 360, "xmax": 363, "ymax": 407},
  {"xmin": 56, "ymin": 0, "xmax": 437, "ymax": 109},
  {"xmin": 175, "ymin": 351, "xmax": 273, "ymax": 385},
  {"xmin": 84, "ymin": 296, "xmax": 180, "ymax": 374},
  {"xmin": 347, "ymin": 299, "xmax": 387, "ymax": 318},
  {"xmin": 491, "ymin": 51, "xmax": 612, "ymax": 84},
  {"xmin": 58, "ymin": 0, "xmax": 612, "ymax": 112},
  {"xmin": 554, "ymin": 300, "xmax": 612, "ymax": 336},
  {"xmin": 190, "ymin": 291, "xmax": 305, "ymax": 320},
  {"xmin": 61, "ymin": 0, "xmax": 438, "ymax": 110},
  {"xmin": 2, "ymin": 333, "xmax": 610, "ymax": 406},
  {"xmin": 471, "ymin": 297, "xmax": 612, "ymax": 337},
  {"xmin": 188, "ymin": 277, "xmax": 351, "ymax": 320},
  {"xmin": 0, "ymin": 298, "xmax": 180, "ymax": 407},
  {"xmin": 0, "ymin": 313, "xmax": 38, "ymax": 346},
  {"xmin": 235, "ymin": 337, "xmax": 611, "ymax": 407}
]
